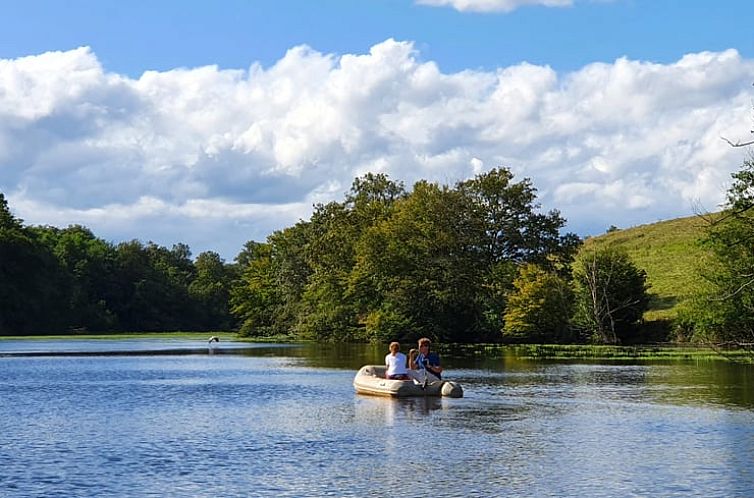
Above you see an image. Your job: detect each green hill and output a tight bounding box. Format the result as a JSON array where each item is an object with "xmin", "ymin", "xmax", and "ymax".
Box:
[{"xmin": 580, "ymin": 214, "xmax": 715, "ymax": 323}]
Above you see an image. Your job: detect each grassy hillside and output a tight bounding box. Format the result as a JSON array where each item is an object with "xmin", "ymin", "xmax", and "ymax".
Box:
[{"xmin": 580, "ymin": 214, "xmax": 715, "ymax": 323}]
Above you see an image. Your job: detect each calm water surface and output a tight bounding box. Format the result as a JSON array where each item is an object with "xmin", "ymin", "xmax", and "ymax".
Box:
[{"xmin": 1, "ymin": 340, "xmax": 753, "ymax": 497}]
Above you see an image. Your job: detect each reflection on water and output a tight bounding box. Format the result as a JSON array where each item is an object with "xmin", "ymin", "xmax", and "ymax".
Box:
[
  {"xmin": 1, "ymin": 341, "xmax": 754, "ymax": 497},
  {"xmin": 354, "ymin": 395, "xmax": 446, "ymax": 424}
]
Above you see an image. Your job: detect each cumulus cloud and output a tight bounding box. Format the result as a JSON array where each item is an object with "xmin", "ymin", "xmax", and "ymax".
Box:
[
  {"xmin": 416, "ymin": 0, "xmax": 572, "ymax": 13},
  {"xmin": 1, "ymin": 41, "xmax": 752, "ymax": 259}
]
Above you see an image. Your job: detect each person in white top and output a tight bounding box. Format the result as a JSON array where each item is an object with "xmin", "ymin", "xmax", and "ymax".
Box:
[{"xmin": 385, "ymin": 341, "xmax": 410, "ymax": 380}]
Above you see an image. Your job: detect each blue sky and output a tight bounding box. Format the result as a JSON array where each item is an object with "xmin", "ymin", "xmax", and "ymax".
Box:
[
  {"xmin": 1, "ymin": 0, "xmax": 753, "ymax": 260},
  {"xmin": 3, "ymin": 1, "xmax": 751, "ymax": 74}
]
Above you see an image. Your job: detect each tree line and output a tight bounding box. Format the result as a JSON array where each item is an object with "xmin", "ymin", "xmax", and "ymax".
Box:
[
  {"xmin": 0, "ymin": 194, "xmax": 235, "ymax": 334},
  {"xmin": 1, "ymin": 168, "xmax": 654, "ymax": 342},
  {"xmin": 230, "ymin": 168, "xmax": 651, "ymax": 344}
]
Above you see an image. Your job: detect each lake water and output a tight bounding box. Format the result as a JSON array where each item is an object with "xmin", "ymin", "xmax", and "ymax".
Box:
[{"xmin": 1, "ymin": 340, "xmax": 754, "ymax": 497}]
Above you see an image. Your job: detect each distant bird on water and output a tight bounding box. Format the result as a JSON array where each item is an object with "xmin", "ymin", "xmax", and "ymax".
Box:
[{"xmin": 208, "ymin": 336, "xmax": 220, "ymax": 344}]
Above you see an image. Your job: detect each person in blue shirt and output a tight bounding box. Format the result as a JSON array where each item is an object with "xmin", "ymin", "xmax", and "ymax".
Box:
[{"xmin": 413, "ymin": 337, "xmax": 443, "ymax": 380}]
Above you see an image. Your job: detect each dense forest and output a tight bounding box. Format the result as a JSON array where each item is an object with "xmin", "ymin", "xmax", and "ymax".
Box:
[
  {"xmin": 231, "ymin": 169, "xmax": 588, "ymax": 343},
  {"xmin": 2, "ymin": 167, "xmax": 664, "ymax": 344},
  {"xmin": 0, "ymin": 195, "xmax": 236, "ymax": 334},
  {"xmin": 12, "ymin": 157, "xmax": 754, "ymax": 348}
]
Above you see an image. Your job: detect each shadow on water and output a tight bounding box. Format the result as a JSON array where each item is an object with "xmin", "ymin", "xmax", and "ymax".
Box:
[
  {"xmin": 354, "ymin": 395, "xmax": 446, "ymax": 423},
  {"xmin": 3, "ymin": 339, "xmax": 754, "ymax": 496},
  {"xmin": 250, "ymin": 342, "xmax": 754, "ymax": 410},
  {"xmin": 3, "ymin": 339, "xmax": 754, "ymax": 409}
]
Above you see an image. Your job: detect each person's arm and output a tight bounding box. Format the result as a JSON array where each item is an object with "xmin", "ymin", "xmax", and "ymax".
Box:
[
  {"xmin": 417, "ymin": 353, "xmax": 427, "ymax": 369},
  {"xmin": 428, "ymin": 353, "xmax": 443, "ymax": 375}
]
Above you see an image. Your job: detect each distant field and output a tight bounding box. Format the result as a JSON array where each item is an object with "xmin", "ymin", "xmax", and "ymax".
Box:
[{"xmin": 580, "ymin": 214, "xmax": 715, "ymax": 322}]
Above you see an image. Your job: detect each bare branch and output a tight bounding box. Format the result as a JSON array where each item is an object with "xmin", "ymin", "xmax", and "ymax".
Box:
[
  {"xmin": 709, "ymin": 273, "xmax": 754, "ymax": 301},
  {"xmin": 702, "ymin": 340, "xmax": 754, "ymax": 363},
  {"xmin": 721, "ymin": 136, "xmax": 754, "ymax": 148}
]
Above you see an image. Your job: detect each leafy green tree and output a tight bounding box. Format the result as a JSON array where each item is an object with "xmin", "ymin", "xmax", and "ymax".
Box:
[
  {"xmin": 231, "ymin": 222, "xmax": 314, "ymax": 337},
  {"xmin": 503, "ymin": 264, "xmax": 574, "ymax": 343},
  {"xmin": 109, "ymin": 240, "xmax": 196, "ymax": 331},
  {"xmin": 457, "ymin": 168, "xmax": 581, "ymax": 335},
  {"xmin": 32, "ymin": 225, "xmax": 118, "ymax": 331},
  {"xmin": 231, "ymin": 241, "xmax": 283, "ymax": 336},
  {"xmin": 228, "ymin": 170, "xmax": 583, "ymax": 344},
  {"xmin": 351, "ymin": 181, "xmax": 487, "ymax": 342},
  {"xmin": 572, "ymin": 247, "xmax": 650, "ymax": 344},
  {"xmin": 147, "ymin": 242, "xmax": 195, "ymax": 329},
  {"xmin": 0, "ymin": 194, "xmax": 68, "ymax": 334},
  {"xmin": 682, "ymin": 159, "xmax": 754, "ymax": 347},
  {"xmin": 1, "ymin": 195, "xmax": 237, "ymax": 335},
  {"xmin": 296, "ymin": 201, "xmax": 358, "ymax": 340},
  {"xmin": 189, "ymin": 251, "xmax": 234, "ymax": 330},
  {"xmin": 292, "ymin": 173, "xmax": 405, "ymax": 341},
  {"xmin": 346, "ymin": 172, "xmax": 407, "ymax": 227},
  {"xmin": 457, "ymin": 168, "xmax": 581, "ymax": 268}
]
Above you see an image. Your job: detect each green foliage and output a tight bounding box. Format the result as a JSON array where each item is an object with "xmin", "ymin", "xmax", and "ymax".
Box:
[
  {"xmin": 362, "ymin": 306, "xmax": 414, "ymax": 343},
  {"xmin": 0, "ymin": 193, "xmax": 238, "ymax": 334},
  {"xmin": 351, "ymin": 181, "xmax": 487, "ymax": 342},
  {"xmin": 583, "ymin": 215, "xmax": 709, "ymax": 323},
  {"xmin": 228, "ymin": 168, "xmax": 580, "ymax": 343},
  {"xmin": 31, "ymin": 224, "xmax": 118, "ymax": 331},
  {"xmin": 503, "ymin": 264, "xmax": 574, "ymax": 343},
  {"xmin": 232, "ymin": 221, "xmax": 316, "ymax": 337},
  {"xmin": 298, "ymin": 202, "xmax": 359, "ymax": 341},
  {"xmin": 0, "ymin": 195, "xmax": 69, "ymax": 334},
  {"xmin": 680, "ymin": 159, "xmax": 754, "ymax": 345},
  {"xmin": 457, "ymin": 168, "xmax": 581, "ymax": 269},
  {"xmin": 502, "ymin": 343, "xmax": 746, "ymax": 362},
  {"xmin": 108, "ymin": 241, "xmax": 198, "ymax": 331},
  {"xmin": 572, "ymin": 247, "xmax": 650, "ymax": 344},
  {"xmin": 0, "ymin": 165, "xmax": 583, "ymax": 342},
  {"xmin": 189, "ymin": 251, "xmax": 234, "ymax": 330},
  {"xmin": 457, "ymin": 169, "xmax": 581, "ymax": 336},
  {"xmin": 230, "ymin": 241, "xmax": 283, "ymax": 336}
]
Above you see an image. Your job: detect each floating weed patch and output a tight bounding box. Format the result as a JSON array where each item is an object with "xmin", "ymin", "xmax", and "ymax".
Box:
[
  {"xmin": 447, "ymin": 343, "xmax": 753, "ymax": 363},
  {"xmin": 510, "ymin": 344, "xmax": 752, "ymax": 362}
]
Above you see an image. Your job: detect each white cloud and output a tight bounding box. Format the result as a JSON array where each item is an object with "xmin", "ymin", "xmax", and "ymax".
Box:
[
  {"xmin": 416, "ymin": 0, "xmax": 572, "ymax": 13},
  {"xmin": 1, "ymin": 41, "xmax": 752, "ymax": 259}
]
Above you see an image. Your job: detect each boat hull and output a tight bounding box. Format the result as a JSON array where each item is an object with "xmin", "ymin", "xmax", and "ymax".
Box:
[{"xmin": 353, "ymin": 365, "xmax": 463, "ymax": 398}]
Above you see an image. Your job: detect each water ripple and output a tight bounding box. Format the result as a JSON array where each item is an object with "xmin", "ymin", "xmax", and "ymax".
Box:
[{"xmin": 1, "ymin": 348, "xmax": 754, "ymax": 496}]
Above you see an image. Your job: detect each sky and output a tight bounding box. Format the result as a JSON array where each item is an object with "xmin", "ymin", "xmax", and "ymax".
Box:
[{"xmin": 1, "ymin": 0, "xmax": 753, "ymax": 261}]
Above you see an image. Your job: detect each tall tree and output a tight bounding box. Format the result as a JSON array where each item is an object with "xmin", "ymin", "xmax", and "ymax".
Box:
[
  {"xmin": 457, "ymin": 168, "xmax": 581, "ymax": 268},
  {"xmin": 503, "ymin": 264, "xmax": 574, "ymax": 343},
  {"xmin": 109, "ymin": 241, "xmax": 196, "ymax": 331},
  {"xmin": 31, "ymin": 225, "xmax": 118, "ymax": 331},
  {"xmin": 684, "ymin": 159, "xmax": 754, "ymax": 348},
  {"xmin": 231, "ymin": 223, "xmax": 313, "ymax": 337},
  {"xmin": 572, "ymin": 247, "xmax": 650, "ymax": 344},
  {"xmin": 189, "ymin": 251, "xmax": 234, "ymax": 330},
  {"xmin": 457, "ymin": 168, "xmax": 581, "ymax": 335},
  {"xmin": 351, "ymin": 181, "xmax": 487, "ymax": 342},
  {"xmin": 228, "ymin": 170, "xmax": 583, "ymax": 343},
  {"xmin": 0, "ymin": 194, "xmax": 68, "ymax": 334},
  {"xmin": 295, "ymin": 173, "xmax": 406, "ymax": 341},
  {"xmin": 231, "ymin": 241, "xmax": 281, "ymax": 336}
]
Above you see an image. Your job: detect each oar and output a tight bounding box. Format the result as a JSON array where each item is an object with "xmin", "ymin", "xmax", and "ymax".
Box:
[{"xmin": 421, "ymin": 362, "xmax": 428, "ymax": 390}]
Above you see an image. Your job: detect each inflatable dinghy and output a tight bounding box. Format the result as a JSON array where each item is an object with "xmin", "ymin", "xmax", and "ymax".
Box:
[{"xmin": 353, "ymin": 365, "xmax": 463, "ymax": 398}]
